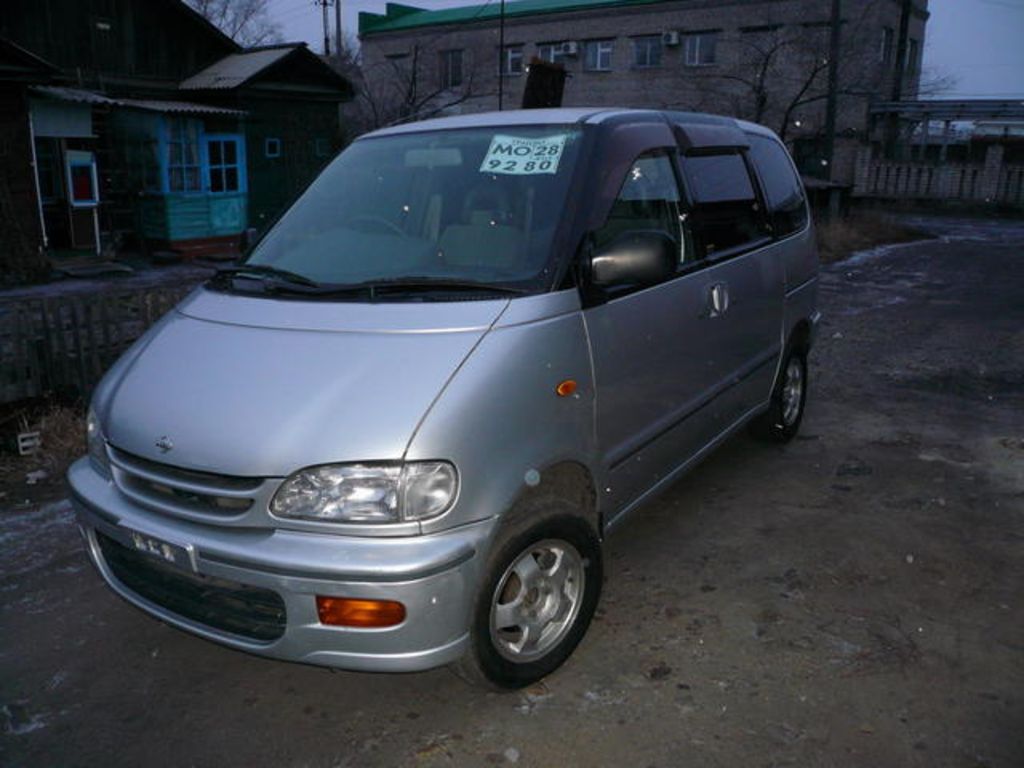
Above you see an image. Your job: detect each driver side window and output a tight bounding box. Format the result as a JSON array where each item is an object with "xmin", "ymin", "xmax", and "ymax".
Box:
[{"xmin": 593, "ymin": 152, "xmax": 687, "ymax": 264}]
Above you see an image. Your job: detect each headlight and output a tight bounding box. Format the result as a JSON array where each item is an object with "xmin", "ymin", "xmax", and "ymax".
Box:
[
  {"xmin": 270, "ymin": 462, "xmax": 458, "ymax": 525},
  {"xmin": 86, "ymin": 407, "xmax": 111, "ymax": 478}
]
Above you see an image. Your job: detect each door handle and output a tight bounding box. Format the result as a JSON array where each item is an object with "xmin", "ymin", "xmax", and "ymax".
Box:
[{"xmin": 705, "ymin": 282, "xmax": 730, "ymax": 318}]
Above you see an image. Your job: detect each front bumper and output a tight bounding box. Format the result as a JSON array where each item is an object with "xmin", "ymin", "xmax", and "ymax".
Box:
[{"xmin": 68, "ymin": 458, "xmax": 496, "ymax": 672}]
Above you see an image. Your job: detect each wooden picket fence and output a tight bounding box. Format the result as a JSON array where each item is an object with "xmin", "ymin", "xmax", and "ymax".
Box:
[{"xmin": 0, "ymin": 286, "xmax": 194, "ymax": 404}]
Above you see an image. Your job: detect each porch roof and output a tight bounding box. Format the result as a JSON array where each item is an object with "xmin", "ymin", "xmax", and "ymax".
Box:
[{"xmin": 30, "ymin": 86, "xmax": 246, "ymax": 117}]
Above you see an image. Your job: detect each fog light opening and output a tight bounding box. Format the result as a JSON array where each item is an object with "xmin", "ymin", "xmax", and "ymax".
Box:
[{"xmin": 316, "ymin": 596, "xmax": 406, "ymax": 627}]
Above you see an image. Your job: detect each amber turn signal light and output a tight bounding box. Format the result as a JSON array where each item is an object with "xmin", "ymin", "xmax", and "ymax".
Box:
[
  {"xmin": 316, "ymin": 596, "xmax": 406, "ymax": 628},
  {"xmin": 555, "ymin": 379, "xmax": 577, "ymax": 397}
]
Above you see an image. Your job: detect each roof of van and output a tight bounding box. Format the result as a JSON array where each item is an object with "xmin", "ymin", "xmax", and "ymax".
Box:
[{"xmin": 363, "ymin": 108, "xmax": 777, "ymax": 141}]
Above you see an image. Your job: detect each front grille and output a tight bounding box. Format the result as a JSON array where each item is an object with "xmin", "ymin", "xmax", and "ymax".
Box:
[
  {"xmin": 108, "ymin": 447, "xmax": 260, "ymax": 519},
  {"xmin": 97, "ymin": 531, "xmax": 286, "ymax": 643}
]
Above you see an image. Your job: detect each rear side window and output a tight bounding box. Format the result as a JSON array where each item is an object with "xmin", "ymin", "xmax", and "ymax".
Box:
[
  {"xmin": 680, "ymin": 153, "xmax": 765, "ymax": 258},
  {"xmin": 747, "ymin": 134, "xmax": 808, "ymax": 237}
]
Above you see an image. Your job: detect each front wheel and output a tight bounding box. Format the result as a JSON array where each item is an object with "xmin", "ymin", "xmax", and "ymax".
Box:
[{"xmin": 455, "ymin": 505, "xmax": 602, "ymax": 689}]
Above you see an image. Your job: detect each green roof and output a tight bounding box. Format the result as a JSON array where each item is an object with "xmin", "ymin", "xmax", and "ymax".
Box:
[{"xmin": 359, "ymin": 0, "xmax": 676, "ymax": 36}]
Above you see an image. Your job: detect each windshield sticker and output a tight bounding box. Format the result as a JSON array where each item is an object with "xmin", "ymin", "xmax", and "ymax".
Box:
[{"xmin": 479, "ymin": 134, "xmax": 568, "ymax": 175}]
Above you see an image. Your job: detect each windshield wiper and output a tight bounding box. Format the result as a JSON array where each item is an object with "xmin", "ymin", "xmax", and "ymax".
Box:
[
  {"xmin": 209, "ymin": 269, "xmax": 526, "ymax": 300},
  {"xmin": 213, "ymin": 264, "xmax": 321, "ymax": 288},
  {"xmin": 360, "ymin": 277, "xmax": 529, "ymax": 296}
]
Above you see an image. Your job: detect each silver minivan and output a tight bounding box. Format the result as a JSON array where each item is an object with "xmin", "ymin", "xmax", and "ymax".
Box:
[{"xmin": 69, "ymin": 108, "xmax": 819, "ymax": 688}]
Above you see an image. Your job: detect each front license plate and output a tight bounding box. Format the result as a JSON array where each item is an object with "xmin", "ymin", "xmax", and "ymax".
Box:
[{"xmin": 123, "ymin": 527, "xmax": 192, "ymax": 569}]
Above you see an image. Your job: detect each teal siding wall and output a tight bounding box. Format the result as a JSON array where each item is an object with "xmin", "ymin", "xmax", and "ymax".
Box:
[{"xmin": 139, "ymin": 192, "xmax": 246, "ymax": 241}]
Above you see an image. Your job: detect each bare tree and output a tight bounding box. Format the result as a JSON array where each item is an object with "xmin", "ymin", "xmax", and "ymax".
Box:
[
  {"xmin": 344, "ymin": 42, "xmax": 484, "ymax": 134},
  {"xmin": 676, "ymin": 1, "xmax": 934, "ymax": 142},
  {"xmin": 186, "ymin": 0, "xmax": 282, "ymax": 47}
]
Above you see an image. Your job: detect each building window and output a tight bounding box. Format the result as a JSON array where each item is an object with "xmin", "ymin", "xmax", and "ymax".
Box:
[
  {"xmin": 537, "ymin": 42, "xmax": 576, "ymax": 66},
  {"xmin": 632, "ymin": 35, "xmax": 662, "ymax": 68},
  {"xmin": 584, "ymin": 39, "xmax": 614, "ymax": 72},
  {"xmin": 880, "ymin": 26, "xmax": 894, "ymax": 64},
  {"xmin": 502, "ymin": 45, "xmax": 524, "ymax": 75},
  {"xmin": 683, "ymin": 32, "xmax": 717, "ymax": 66},
  {"xmin": 906, "ymin": 38, "xmax": 919, "ymax": 72},
  {"xmin": 265, "ymin": 137, "xmax": 281, "ymax": 158},
  {"xmin": 206, "ymin": 136, "xmax": 242, "ymax": 193},
  {"xmin": 167, "ymin": 118, "xmax": 201, "ymax": 193},
  {"xmin": 440, "ymin": 49, "xmax": 464, "ymax": 88}
]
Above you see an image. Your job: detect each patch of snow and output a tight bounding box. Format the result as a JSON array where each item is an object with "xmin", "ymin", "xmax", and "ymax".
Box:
[{"xmin": 0, "ymin": 499, "xmax": 79, "ymax": 579}]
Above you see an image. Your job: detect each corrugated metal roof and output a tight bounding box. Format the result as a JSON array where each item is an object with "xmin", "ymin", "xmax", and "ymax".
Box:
[
  {"xmin": 29, "ymin": 86, "xmax": 245, "ymax": 116},
  {"xmin": 117, "ymin": 98, "xmax": 244, "ymax": 116},
  {"xmin": 179, "ymin": 45, "xmax": 298, "ymax": 90},
  {"xmin": 359, "ymin": 0, "xmax": 676, "ymax": 35},
  {"xmin": 31, "ymin": 86, "xmax": 115, "ymax": 105}
]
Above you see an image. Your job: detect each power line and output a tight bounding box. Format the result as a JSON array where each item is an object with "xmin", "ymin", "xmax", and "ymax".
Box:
[{"xmin": 976, "ymin": 0, "xmax": 1024, "ymax": 9}]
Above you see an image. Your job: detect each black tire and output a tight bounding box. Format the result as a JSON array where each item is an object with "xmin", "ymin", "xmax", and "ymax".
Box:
[
  {"xmin": 750, "ymin": 347, "xmax": 808, "ymax": 443},
  {"xmin": 454, "ymin": 499, "xmax": 602, "ymax": 689}
]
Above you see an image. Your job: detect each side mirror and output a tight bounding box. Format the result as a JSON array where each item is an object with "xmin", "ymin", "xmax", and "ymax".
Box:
[
  {"xmin": 241, "ymin": 227, "xmax": 259, "ymax": 252},
  {"xmin": 589, "ymin": 230, "xmax": 677, "ymax": 288}
]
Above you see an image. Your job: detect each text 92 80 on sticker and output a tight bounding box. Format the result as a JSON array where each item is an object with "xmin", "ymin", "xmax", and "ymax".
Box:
[{"xmin": 479, "ymin": 134, "xmax": 568, "ymax": 175}]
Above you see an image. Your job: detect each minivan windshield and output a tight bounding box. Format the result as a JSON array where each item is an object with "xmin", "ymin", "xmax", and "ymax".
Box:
[{"xmin": 241, "ymin": 125, "xmax": 584, "ymax": 296}]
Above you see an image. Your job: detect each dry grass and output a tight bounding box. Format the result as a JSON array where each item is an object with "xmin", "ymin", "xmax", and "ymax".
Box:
[
  {"xmin": 816, "ymin": 212, "xmax": 931, "ymax": 264},
  {"xmin": 0, "ymin": 404, "xmax": 85, "ymax": 489}
]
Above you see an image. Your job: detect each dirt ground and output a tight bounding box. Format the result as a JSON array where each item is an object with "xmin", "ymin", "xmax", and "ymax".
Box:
[{"xmin": 1, "ymin": 215, "xmax": 1022, "ymax": 768}]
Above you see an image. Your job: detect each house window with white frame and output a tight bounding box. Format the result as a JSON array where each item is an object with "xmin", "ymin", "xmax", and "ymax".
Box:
[
  {"xmin": 880, "ymin": 26, "xmax": 894, "ymax": 65},
  {"xmin": 502, "ymin": 45, "xmax": 524, "ymax": 75},
  {"xmin": 584, "ymin": 39, "xmax": 614, "ymax": 72},
  {"xmin": 683, "ymin": 31, "xmax": 717, "ymax": 66},
  {"xmin": 167, "ymin": 117, "xmax": 201, "ymax": 192},
  {"xmin": 632, "ymin": 34, "xmax": 663, "ymax": 68},
  {"xmin": 537, "ymin": 42, "xmax": 575, "ymax": 66},
  {"xmin": 906, "ymin": 38, "xmax": 919, "ymax": 72},
  {"xmin": 439, "ymin": 49, "xmax": 464, "ymax": 89}
]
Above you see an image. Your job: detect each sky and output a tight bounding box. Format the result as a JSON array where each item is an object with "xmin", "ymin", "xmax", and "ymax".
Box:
[{"xmin": 272, "ymin": 0, "xmax": 1024, "ymax": 99}]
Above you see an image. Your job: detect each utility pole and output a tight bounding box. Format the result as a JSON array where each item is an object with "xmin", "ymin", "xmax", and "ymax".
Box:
[
  {"xmin": 334, "ymin": 0, "xmax": 343, "ymax": 63},
  {"xmin": 822, "ymin": 0, "xmax": 841, "ymax": 181},
  {"xmin": 498, "ymin": 0, "xmax": 506, "ymax": 110},
  {"xmin": 885, "ymin": 0, "xmax": 914, "ymax": 158},
  {"xmin": 315, "ymin": 0, "xmax": 332, "ymax": 57}
]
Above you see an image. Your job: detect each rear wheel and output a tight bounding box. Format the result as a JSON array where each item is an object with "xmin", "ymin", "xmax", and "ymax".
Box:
[
  {"xmin": 455, "ymin": 502, "xmax": 602, "ymax": 689},
  {"xmin": 751, "ymin": 348, "xmax": 808, "ymax": 443}
]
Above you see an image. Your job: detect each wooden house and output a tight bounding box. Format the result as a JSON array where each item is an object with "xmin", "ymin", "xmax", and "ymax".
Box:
[{"xmin": 0, "ymin": 0, "xmax": 351, "ymax": 277}]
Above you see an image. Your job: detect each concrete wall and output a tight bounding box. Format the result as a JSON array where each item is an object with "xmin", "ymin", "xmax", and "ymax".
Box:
[{"xmin": 853, "ymin": 143, "xmax": 1024, "ymax": 207}]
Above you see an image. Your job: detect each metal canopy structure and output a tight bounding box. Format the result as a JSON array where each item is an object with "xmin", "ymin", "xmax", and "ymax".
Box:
[{"xmin": 870, "ymin": 99, "xmax": 1024, "ymax": 122}]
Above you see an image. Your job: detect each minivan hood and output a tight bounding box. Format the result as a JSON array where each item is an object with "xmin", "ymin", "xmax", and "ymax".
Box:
[{"xmin": 100, "ymin": 289, "xmax": 508, "ymax": 477}]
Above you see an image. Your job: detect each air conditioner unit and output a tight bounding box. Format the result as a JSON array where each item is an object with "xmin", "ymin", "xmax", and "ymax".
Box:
[
  {"xmin": 558, "ymin": 41, "xmax": 579, "ymax": 56},
  {"xmin": 662, "ymin": 31, "xmax": 680, "ymax": 46}
]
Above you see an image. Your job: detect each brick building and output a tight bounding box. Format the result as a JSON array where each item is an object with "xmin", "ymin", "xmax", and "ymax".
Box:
[{"xmin": 357, "ymin": 0, "xmax": 929, "ymax": 183}]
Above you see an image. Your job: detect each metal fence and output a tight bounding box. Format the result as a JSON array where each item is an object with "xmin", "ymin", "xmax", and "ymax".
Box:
[{"xmin": 0, "ymin": 286, "xmax": 193, "ymax": 404}]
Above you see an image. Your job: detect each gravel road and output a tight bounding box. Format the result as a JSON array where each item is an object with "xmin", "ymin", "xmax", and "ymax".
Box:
[{"xmin": 2, "ymin": 215, "xmax": 1022, "ymax": 768}]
